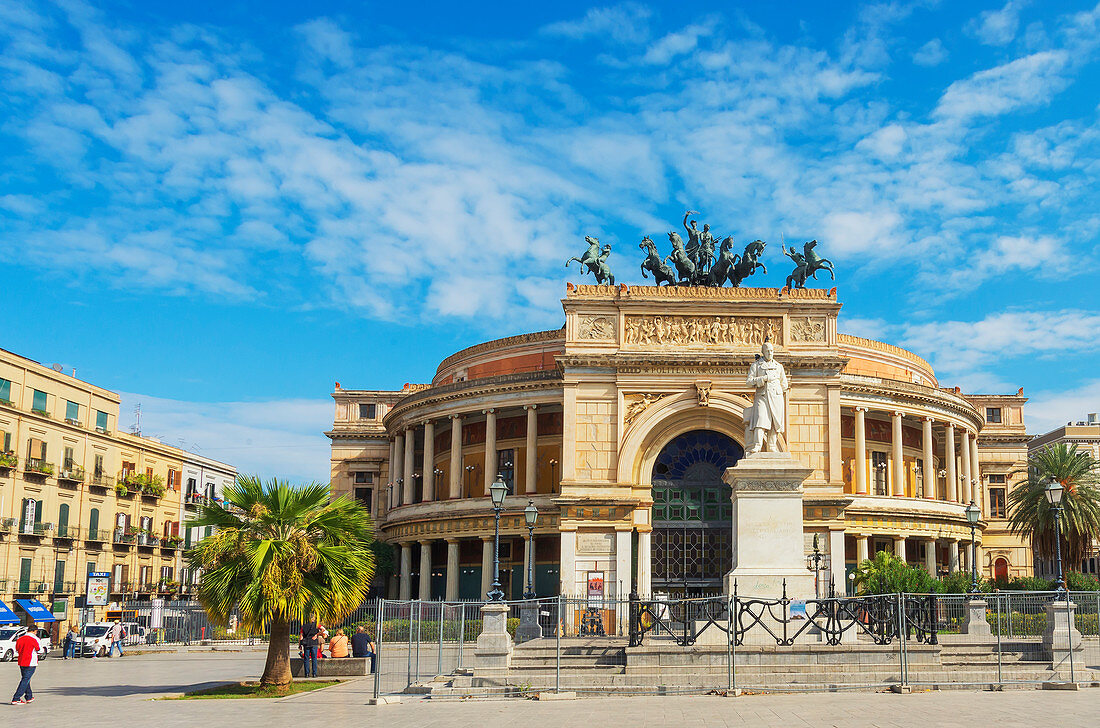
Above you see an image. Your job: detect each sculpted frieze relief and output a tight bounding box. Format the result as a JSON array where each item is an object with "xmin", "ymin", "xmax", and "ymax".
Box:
[
  {"xmin": 790, "ymin": 316, "xmax": 827, "ymax": 343},
  {"xmin": 732, "ymin": 478, "xmax": 803, "ymax": 492},
  {"xmin": 623, "ymin": 392, "xmax": 670, "ymax": 426},
  {"xmin": 578, "ymin": 314, "xmax": 616, "ymax": 340},
  {"xmin": 623, "ymin": 315, "xmax": 782, "ymax": 348}
]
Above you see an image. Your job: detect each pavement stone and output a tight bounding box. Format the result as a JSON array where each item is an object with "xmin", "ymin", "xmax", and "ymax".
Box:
[{"xmin": 5, "ymin": 652, "xmax": 1099, "ymax": 728}]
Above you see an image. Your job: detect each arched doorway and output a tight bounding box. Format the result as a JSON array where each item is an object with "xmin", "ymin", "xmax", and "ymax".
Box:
[
  {"xmin": 651, "ymin": 430, "xmax": 744, "ymax": 596},
  {"xmin": 994, "ymin": 557, "xmax": 1009, "ymax": 583}
]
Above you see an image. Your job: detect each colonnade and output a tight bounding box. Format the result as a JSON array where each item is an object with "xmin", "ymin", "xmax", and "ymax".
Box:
[
  {"xmin": 851, "ymin": 533, "xmax": 979, "ymax": 577},
  {"xmin": 849, "ymin": 406, "xmax": 982, "ymax": 505},
  {"xmin": 387, "ymin": 405, "xmax": 544, "ymax": 510},
  {"xmin": 396, "ymin": 535, "xmax": 542, "ymax": 602}
]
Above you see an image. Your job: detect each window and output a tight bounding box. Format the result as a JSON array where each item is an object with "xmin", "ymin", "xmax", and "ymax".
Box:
[
  {"xmin": 2, "ymin": 431, "xmax": 10, "ymax": 453},
  {"xmin": 54, "ymin": 560, "xmax": 66, "ymax": 593},
  {"xmin": 64, "ymin": 446, "xmax": 75, "ymax": 469},
  {"xmin": 21, "ymin": 498, "xmax": 38, "ymax": 533},
  {"xmin": 205, "ymin": 482, "xmax": 216, "ymax": 500},
  {"xmin": 88, "ymin": 508, "xmax": 100, "ymax": 538},
  {"xmin": 0, "ymin": 377, "xmax": 11, "ymax": 404},
  {"xmin": 354, "ymin": 471, "xmax": 373, "ymax": 484},
  {"xmin": 359, "ymin": 403, "xmax": 377, "ymax": 420},
  {"xmin": 32, "ymin": 389, "xmax": 48, "ymax": 414},
  {"xmin": 27, "ymin": 437, "xmax": 46, "ymax": 462},
  {"xmin": 354, "ymin": 487, "xmax": 372, "ymax": 513},
  {"xmin": 58, "ymin": 503, "xmax": 70, "ymax": 531},
  {"xmin": 872, "ymin": 451, "xmax": 888, "ymax": 496},
  {"xmin": 988, "ymin": 473, "xmax": 1007, "ymax": 484},
  {"xmin": 19, "ymin": 558, "xmax": 32, "ymax": 593},
  {"xmin": 915, "ymin": 458, "xmax": 924, "ymax": 498},
  {"xmin": 160, "ymin": 566, "xmax": 173, "ymax": 581},
  {"xmin": 986, "ymin": 407, "xmax": 1002, "ymax": 424},
  {"xmin": 93, "ymin": 453, "xmax": 104, "ymax": 477},
  {"xmin": 497, "ymin": 449, "xmax": 516, "ymax": 494},
  {"xmin": 167, "ymin": 470, "xmax": 177, "ymax": 490},
  {"xmin": 990, "ymin": 488, "xmax": 1007, "ymax": 519},
  {"xmin": 66, "ymin": 400, "xmax": 80, "ymax": 423},
  {"xmin": 95, "ymin": 410, "xmax": 108, "ymax": 434}
]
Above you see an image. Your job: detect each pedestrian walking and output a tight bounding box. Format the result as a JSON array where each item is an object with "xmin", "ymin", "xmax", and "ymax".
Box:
[
  {"xmin": 11, "ymin": 621, "xmax": 41, "ymax": 705},
  {"xmin": 299, "ymin": 617, "xmax": 320, "ymax": 677},
  {"xmin": 107, "ymin": 621, "xmax": 125, "ymax": 657}
]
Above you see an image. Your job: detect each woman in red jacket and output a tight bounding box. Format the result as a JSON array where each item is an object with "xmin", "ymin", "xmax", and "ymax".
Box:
[{"xmin": 11, "ymin": 621, "xmax": 41, "ymax": 705}]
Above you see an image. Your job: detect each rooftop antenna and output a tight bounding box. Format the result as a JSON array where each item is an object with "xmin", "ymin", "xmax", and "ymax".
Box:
[
  {"xmin": 50, "ymin": 363, "xmax": 63, "ymax": 373},
  {"xmin": 130, "ymin": 403, "xmax": 142, "ymax": 436}
]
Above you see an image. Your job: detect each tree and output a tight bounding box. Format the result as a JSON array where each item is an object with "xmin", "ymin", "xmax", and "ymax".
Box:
[
  {"xmin": 851, "ymin": 551, "xmax": 936, "ymax": 595},
  {"xmin": 1007, "ymin": 443, "xmax": 1100, "ymax": 573},
  {"xmin": 186, "ymin": 475, "xmax": 375, "ymax": 686}
]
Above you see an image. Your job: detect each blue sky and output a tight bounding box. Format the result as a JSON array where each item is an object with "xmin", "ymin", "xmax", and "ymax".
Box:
[{"xmin": 3, "ymin": 0, "xmax": 1100, "ymax": 482}]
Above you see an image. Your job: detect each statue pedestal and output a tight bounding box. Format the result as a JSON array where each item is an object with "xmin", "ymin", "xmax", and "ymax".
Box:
[
  {"xmin": 962, "ymin": 598, "xmax": 994, "ymax": 642},
  {"xmin": 514, "ymin": 603, "xmax": 543, "ymax": 644},
  {"xmin": 473, "ymin": 603, "xmax": 513, "ymax": 669},
  {"xmin": 1042, "ymin": 600, "xmax": 1083, "ymax": 666},
  {"xmin": 723, "ymin": 452, "xmax": 814, "ymax": 600}
]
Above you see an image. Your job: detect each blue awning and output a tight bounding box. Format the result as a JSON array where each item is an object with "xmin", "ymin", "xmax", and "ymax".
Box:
[
  {"xmin": 0, "ymin": 601, "xmax": 18, "ymax": 625},
  {"xmin": 14, "ymin": 599, "xmax": 56, "ymax": 623}
]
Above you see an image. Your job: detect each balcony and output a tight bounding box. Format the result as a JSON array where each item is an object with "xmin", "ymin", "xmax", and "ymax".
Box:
[
  {"xmin": 31, "ymin": 406, "xmax": 50, "ymax": 418},
  {"xmin": 0, "ymin": 451, "xmax": 16, "ymax": 472},
  {"xmin": 161, "ymin": 537, "xmax": 183, "ymax": 551},
  {"xmin": 85, "ymin": 527, "xmax": 110, "ymax": 542},
  {"xmin": 88, "ymin": 473, "xmax": 112, "ymax": 492},
  {"xmin": 58, "ymin": 465, "xmax": 85, "ymax": 487},
  {"xmin": 112, "ymin": 528, "xmax": 136, "ymax": 546},
  {"xmin": 24, "ymin": 458, "xmax": 54, "ymax": 479},
  {"xmin": 185, "ymin": 493, "xmax": 208, "ymax": 508},
  {"xmin": 0, "ymin": 517, "xmax": 15, "ymax": 534},
  {"xmin": 110, "ymin": 581, "xmax": 133, "ymax": 594},
  {"xmin": 136, "ymin": 532, "xmax": 160, "ymax": 548},
  {"xmin": 18, "ymin": 521, "xmax": 54, "ymax": 538},
  {"xmin": 52, "ymin": 581, "xmax": 76, "ymax": 594}
]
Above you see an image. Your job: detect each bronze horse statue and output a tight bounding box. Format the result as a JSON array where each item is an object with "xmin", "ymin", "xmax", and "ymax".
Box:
[
  {"xmin": 728, "ymin": 240, "xmax": 767, "ymax": 287},
  {"xmin": 706, "ymin": 237, "xmax": 738, "ymax": 286},
  {"xmin": 639, "ymin": 236, "xmax": 676, "ymax": 286},
  {"xmin": 664, "ymin": 231, "xmax": 696, "ymax": 285},
  {"xmin": 783, "ymin": 240, "xmax": 833, "ymax": 289},
  {"xmin": 566, "ymin": 235, "xmax": 615, "ymax": 285}
]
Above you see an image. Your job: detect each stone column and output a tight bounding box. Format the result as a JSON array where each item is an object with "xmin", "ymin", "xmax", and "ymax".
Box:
[
  {"xmin": 894, "ymin": 535, "xmax": 907, "ymax": 563},
  {"xmin": 615, "ymin": 529, "xmax": 631, "ymax": 600},
  {"xmin": 891, "ymin": 411, "xmax": 905, "ymax": 497},
  {"xmin": 922, "ymin": 417, "xmax": 935, "ymax": 499},
  {"xmin": 399, "ymin": 543, "xmax": 412, "ymax": 600},
  {"xmin": 945, "ymin": 424, "xmax": 957, "ymax": 502},
  {"xmin": 388, "ymin": 437, "xmax": 396, "ymax": 488},
  {"xmin": 449, "ymin": 415, "xmax": 462, "ymax": 499},
  {"xmin": 924, "ymin": 539, "xmax": 937, "ymax": 575},
  {"xmin": 637, "ymin": 530, "xmax": 652, "ymax": 597},
  {"xmin": 854, "ymin": 406, "xmax": 868, "ymax": 495},
  {"xmin": 970, "ymin": 436, "xmax": 982, "ymax": 505},
  {"xmin": 418, "ymin": 540, "xmax": 432, "ymax": 600},
  {"xmin": 856, "ymin": 535, "xmax": 869, "ymax": 564},
  {"xmin": 560, "ymin": 529, "xmax": 577, "ymax": 596},
  {"xmin": 422, "ymin": 420, "xmax": 435, "ymax": 502},
  {"xmin": 393, "ymin": 432, "xmax": 405, "ymax": 505},
  {"xmin": 960, "ymin": 430, "xmax": 972, "ymax": 504},
  {"xmin": 524, "ymin": 405, "xmax": 538, "ymax": 494},
  {"xmin": 403, "ymin": 427, "xmax": 415, "ymax": 505},
  {"xmin": 948, "ymin": 538, "xmax": 960, "ymax": 573},
  {"xmin": 445, "ymin": 539, "xmax": 459, "ymax": 601},
  {"xmin": 481, "ymin": 537, "xmax": 493, "ymax": 600},
  {"xmin": 483, "ymin": 409, "xmax": 496, "ymax": 494}
]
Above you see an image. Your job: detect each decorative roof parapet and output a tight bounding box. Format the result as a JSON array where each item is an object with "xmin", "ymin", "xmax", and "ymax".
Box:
[
  {"xmin": 564, "ymin": 282, "xmax": 838, "ymax": 300},
  {"xmin": 434, "ymin": 329, "xmax": 565, "ymax": 377},
  {"xmin": 837, "ymin": 333, "xmax": 934, "ymax": 380}
]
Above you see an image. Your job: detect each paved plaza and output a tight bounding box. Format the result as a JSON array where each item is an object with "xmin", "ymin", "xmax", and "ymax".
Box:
[{"xmin": 5, "ymin": 652, "xmax": 1099, "ymax": 727}]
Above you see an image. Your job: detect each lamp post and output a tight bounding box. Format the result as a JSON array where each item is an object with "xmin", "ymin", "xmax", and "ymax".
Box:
[
  {"xmin": 487, "ymin": 474, "xmax": 508, "ymax": 602},
  {"xmin": 965, "ymin": 501, "xmax": 981, "ymax": 594},
  {"xmin": 433, "ymin": 468, "xmax": 443, "ymax": 499},
  {"xmin": 806, "ymin": 533, "xmax": 828, "ymax": 600},
  {"xmin": 464, "ymin": 464, "xmax": 476, "ymax": 499},
  {"xmin": 524, "ymin": 500, "xmax": 538, "ymax": 599},
  {"xmin": 1045, "ymin": 478, "xmax": 1066, "ymax": 598}
]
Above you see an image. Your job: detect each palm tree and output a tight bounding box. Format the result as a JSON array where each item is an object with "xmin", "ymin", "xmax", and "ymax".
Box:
[
  {"xmin": 186, "ymin": 475, "xmax": 375, "ymax": 686},
  {"xmin": 1008, "ymin": 443, "xmax": 1100, "ymax": 575}
]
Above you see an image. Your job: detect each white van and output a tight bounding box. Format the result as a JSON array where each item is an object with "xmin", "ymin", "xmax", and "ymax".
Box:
[
  {"xmin": 77, "ymin": 622, "xmax": 116, "ymax": 656},
  {"xmin": 0, "ymin": 626, "xmax": 51, "ymax": 661}
]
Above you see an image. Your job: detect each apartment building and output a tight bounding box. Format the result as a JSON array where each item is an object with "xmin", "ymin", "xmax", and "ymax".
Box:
[{"xmin": 0, "ymin": 346, "xmax": 235, "ymax": 626}]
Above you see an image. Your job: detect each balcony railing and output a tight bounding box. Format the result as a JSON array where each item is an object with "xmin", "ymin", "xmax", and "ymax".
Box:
[
  {"xmin": 137, "ymin": 533, "xmax": 160, "ymax": 547},
  {"xmin": 18, "ymin": 521, "xmax": 54, "ymax": 537},
  {"xmin": 24, "ymin": 458, "xmax": 54, "ymax": 477},
  {"xmin": 89, "ymin": 473, "xmax": 112, "ymax": 490},
  {"xmin": 110, "ymin": 581, "xmax": 133, "ymax": 594},
  {"xmin": 52, "ymin": 581, "xmax": 77, "ymax": 594},
  {"xmin": 54, "ymin": 523, "xmax": 79, "ymax": 539},
  {"xmin": 161, "ymin": 538, "xmax": 183, "ymax": 550},
  {"xmin": 0, "ymin": 517, "xmax": 15, "ymax": 533},
  {"xmin": 57, "ymin": 465, "xmax": 85, "ymax": 485},
  {"xmin": 85, "ymin": 527, "xmax": 109, "ymax": 542},
  {"xmin": 185, "ymin": 493, "xmax": 208, "ymax": 507},
  {"xmin": 113, "ymin": 528, "xmax": 135, "ymax": 545}
]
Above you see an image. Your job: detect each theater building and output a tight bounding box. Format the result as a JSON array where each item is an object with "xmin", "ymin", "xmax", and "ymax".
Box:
[{"xmin": 328, "ymin": 285, "xmax": 1031, "ymax": 599}]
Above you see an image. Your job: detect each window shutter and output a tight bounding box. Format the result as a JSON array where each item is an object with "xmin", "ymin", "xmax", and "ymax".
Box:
[
  {"xmin": 33, "ymin": 498, "xmax": 41, "ymax": 527},
  {"xmin": 88, "ymin": 508, "xmax": 99, "ymax": 535},
  {"xmin": 59, "ymin": 503, "xmax": 69, "ymax": 529}
]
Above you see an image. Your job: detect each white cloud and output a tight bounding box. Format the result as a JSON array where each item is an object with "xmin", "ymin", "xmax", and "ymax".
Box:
[
  {"xmin": 821, "ymin": 209, "xmax": 906, "ymax": 255},
  {"xmin": 119, "ymin": 392, "xmax": 333, "ymax": 483},
  {"xmin": 642, "ymin": 24, "xmax": 711, "ymax": 65},
  {"xmin": 913, "ymin": 38, "xmax": 948, "ymax": 66},
  {"xmin": 1026, "ymin": 379, "xmax": 1100, "ymax": 436},
  {"xmin": 934, "ymin": 50, "xmax": 1070, "ymax": 121},
  {"xmin": 967, "ymin": 1, "xmax": 1027, "ymax": 46},
  {"xmin": 540, "ymin": 3, "xmax": 651, "ymax": 44}
]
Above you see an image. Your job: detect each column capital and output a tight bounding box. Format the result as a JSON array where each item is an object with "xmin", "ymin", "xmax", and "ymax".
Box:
[
  {"xmin": 892, "ymin": 410, "xmax": 904, "ymax": 418},
  {"xmin": 922, "ymin": 415, "xmax": 935, "ymax": 423},
  {"xmin": 419, "ymin": 538, "xmax": 434, "ymax": 546},
  {"xmin": 945, "ymin": 422, "xmax": 956, "ymax": 430},
  {"xmin": 854, "ymin": 405, "xmax": 869, "ymax": 413},
  {"xmin": 480, "ymin": 535, "xmax": 494, "ymax": 542},
  {"xmin": 482, "ymin": 408, "xmax": 495, "ymax": 415},
  {"xmin": 445, "ymin": 537, "xmax": 460, "ymax": 545},
  {"xmin": 450, "ymin": 413, "xmax": 463, "ymax": 421},
  {"xmin": 523, "ymin": 404, "xmax": 538, "ymax": 411}
]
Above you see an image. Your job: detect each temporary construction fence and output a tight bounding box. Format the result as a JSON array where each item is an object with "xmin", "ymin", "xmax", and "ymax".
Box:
[{"xmin": 106, "ymin": 590, "xmax": 1100, "ymax": 697}]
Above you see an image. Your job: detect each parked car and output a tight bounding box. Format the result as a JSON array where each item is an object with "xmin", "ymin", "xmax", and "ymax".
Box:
[
  {"xmin": 77, "ymin": 622, "xmax": 115, "ymax": 657},
  {"xmin": 119, "ymin": 622, "xmax": 148, "ymax": 645},
  {"xmin": 0, "ymin": 626, "xmax": 51, "ymax": 661}
]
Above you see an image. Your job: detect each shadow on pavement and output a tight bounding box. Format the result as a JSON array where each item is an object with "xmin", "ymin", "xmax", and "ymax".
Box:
[{"xmin": 42, "ymin": 681, "xmax": 234, "ymax": 697}]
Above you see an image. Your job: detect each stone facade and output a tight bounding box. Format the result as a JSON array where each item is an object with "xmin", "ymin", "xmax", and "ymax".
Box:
[{"xmin": 329, "ymin": 285, "xmax": 1033, "ymax": 600}]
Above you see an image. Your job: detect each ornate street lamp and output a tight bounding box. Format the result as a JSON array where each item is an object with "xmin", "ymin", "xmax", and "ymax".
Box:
[
  {"xmin": 806, "ymin": 533, "xmax": 829, "ymax": 600},
  {"xmin": 964, "ymin": 501, "xmax": 981, "ymax": 594},
  {"xmin": 1045, "ymin": 477, "xmax": 1066, "ymax": 598},
  {"xmin": 463, "ymin": 464, "xmax": 476, "ymax": 498},
  {"xmin": 524, "ymin": 500, "xmax": 538, "ymax": 599},
  {"xmin": 487, "ymin": 474, "xmax": 508, "ymax": 602}
]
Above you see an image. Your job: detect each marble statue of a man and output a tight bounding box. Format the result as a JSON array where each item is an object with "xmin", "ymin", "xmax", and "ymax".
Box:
[{"xmin": 746, "ymin": 341, "xmax": 789, "ymax": 454}]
